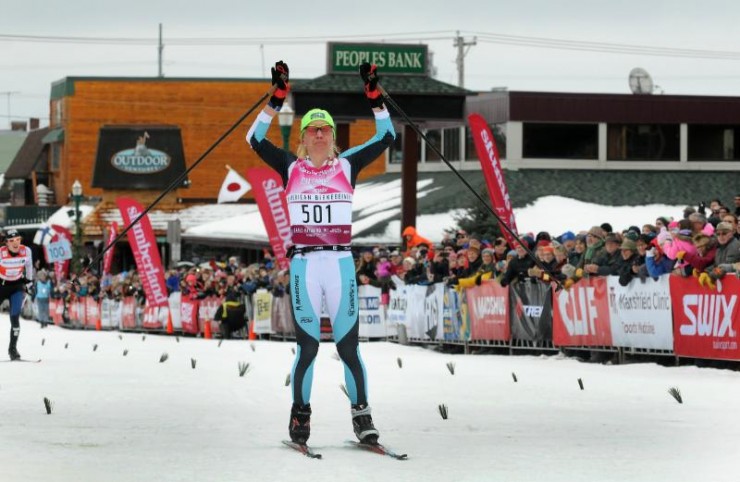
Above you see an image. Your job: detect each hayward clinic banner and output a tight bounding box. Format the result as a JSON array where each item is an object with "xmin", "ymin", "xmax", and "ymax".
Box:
[
  {"xmin": 116, "ymin": 197, "xmax": 168, "ymax": 308},
  {"xmin": 468, "ymin": 113, "xmax": 519, "ymax": 247}
]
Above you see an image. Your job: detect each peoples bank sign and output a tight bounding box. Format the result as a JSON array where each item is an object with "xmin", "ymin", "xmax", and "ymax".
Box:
[{"xmin": 328, "ymin": 42, "xmax": 428, "ymax": 75}]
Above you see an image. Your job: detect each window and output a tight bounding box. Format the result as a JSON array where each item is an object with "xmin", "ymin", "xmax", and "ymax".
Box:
[
  {"xmin": 465, "ymin": 124, "xmax": 506, "ymax": 161},
  {"xmin": 607, "ymin": 124, "xmax": 679, "ymax": 161},
  {"xmin": 443, "ymin": 127, "xmax": 461, "ymax": 161},
  {"xmin": 51, "ymin": 143, "xmax": 61, "ymax": 171},
  {"xmin": 688, "ymin": 125, "xmax": 739, "ymax": 161},
  {"xmin": 389, "ymin": 130, "xmax": 403, "ymax": 164},
  {"xmin": 523, "ymin": 123, "xmax": 597, "ymax": 159},
  {"xmin": 424, "ymin": 129, "xmax": 442, "ymax": 162}
]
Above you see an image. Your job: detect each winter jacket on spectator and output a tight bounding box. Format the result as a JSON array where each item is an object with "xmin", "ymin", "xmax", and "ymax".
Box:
[
  {"xmin": 500, "ymin": 252, "xmax": 535, "ymax": 287},
  {"xmin": 617, "ymin": 252, "xmax": 640, "ymax": 286},
  {"xmin": 645, "ymin": 247, "xmax": 675, "ymax": 277},
  {"xmin": 402, "ymin": 226, "xmax": 434, "ymax": 259},
  {"xmin": 579, "ymin": 239, "xmax": 605, "ymax": 269},
  {"xmin": 707, "ymin": 236, "xmax": 740, "ymax": 273},
  {"xmin": 592, "ymin": 249, "xmax": 621, "ymax": 276}
]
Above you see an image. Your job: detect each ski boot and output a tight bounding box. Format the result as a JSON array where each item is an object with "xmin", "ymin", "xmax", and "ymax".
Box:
[
  {"xmin": 8, "ymin": 346, "xmax": 21, "ymax": 361},
  {"xmin": 352, "ymin": 404, "xmax": 379, "ymax": 444},
  {"xmin": 289, "ymin": 403, "xmax": 312, "ymax": 444}
]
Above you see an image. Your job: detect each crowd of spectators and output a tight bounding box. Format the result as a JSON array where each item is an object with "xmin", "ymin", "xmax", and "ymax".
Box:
[{"xmin": 27, "ymin": 195, "xmax": 740, "ymax": 325}]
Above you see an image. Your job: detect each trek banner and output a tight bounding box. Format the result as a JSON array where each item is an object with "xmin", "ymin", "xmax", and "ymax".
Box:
[
  {"xmin": 115, "ymin": 197, "xmax": 168, "ymax": 308},
  {"xmin": 468, "ymin": 113, "xmax": 519, "ymax": 247},
  {"xmin": 245, "ymin": 167, "xmax": 291, "ymax": 271}
]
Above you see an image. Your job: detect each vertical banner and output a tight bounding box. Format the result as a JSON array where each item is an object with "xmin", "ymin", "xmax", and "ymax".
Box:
[
  {"xmin": 358, "ymin": 285, "xmax": 388, "ymax": 338},
  {"xmin": 387, "ymin": 282, "xmax": 408, "ymax": 329},
  {"xmin": 606, "ymin": 276, "xmax": 673, "ymax": 350},
  {"xmin": 85, "ymin": 297, "xmax": 101, "ymax": 329},
  {"xmin": 142, "ymin": 304, "xmax": 163, "ymax": 329},
  {"xmin": 467, "ymin": 282, "xmax": 510, "ymax": 341},
  {"xmin": 253, "ymin": 289, "xmax": 274, "ymax": 334},
  {"xmin": 671, "ymin": 276, "xmax": 740, "ymax": 360},
  {"xmin": 102, "ymin": 222, "xmax": 118, "ymax": 277},
  {"xmin": 271, "ymin": 295, "xmax": 295, "ymax": 335},
  {"xmin": 245, "ymin": 167, "xmax": 291, "ymax": 271},
  {"xmin": 50, "ymin": 224, "xmax": 72, "ymax": 280},
  {"xmin": 116, "ymin": 197, "xmax": 168, "ymax": 308},
  {"xmin": 510, "ymin": 280, "xmax": 553, "ymax": 342},
  {"xmin": 468, "ymin": 113, "xmax": 519, "ymax": 247},
  {"xmin": 443, "ymin": 287, "xmax": 466, "ymax": 341},
  {"xmin": 180, "ymin": 298, "xmax": 200, "ymax": 334},
  {"xmin": 553, "ymin": 277, "xmax": 613, "ymax": 347},
  {"xmin": 121, "ymin": 297, "xmax": 137, "ymax": 329}
]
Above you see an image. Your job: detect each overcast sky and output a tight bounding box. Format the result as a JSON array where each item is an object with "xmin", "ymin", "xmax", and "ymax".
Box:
[{"xmin": 2, "ymin": 0, "xmax": 740, "ymax": 128}]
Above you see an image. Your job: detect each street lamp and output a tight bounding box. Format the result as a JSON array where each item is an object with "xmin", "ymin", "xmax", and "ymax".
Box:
[
  {"xmin": 277, "ymin": 104, "xmax": 294, "ymax": 150},
  {"xmin": 71, "ymin": 179, "xmax": 82, "ymax": 274}
]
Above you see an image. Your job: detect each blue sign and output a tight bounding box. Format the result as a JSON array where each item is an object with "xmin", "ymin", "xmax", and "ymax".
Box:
[{"xmin": 44, "ymin": 239, "xmax": 73, "ymax": 263}]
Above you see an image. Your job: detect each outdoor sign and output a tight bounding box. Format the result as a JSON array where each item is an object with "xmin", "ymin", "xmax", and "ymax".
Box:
[
  {"xmin": 328, "ymin": 42, "xmax": 428, "ymax": 75},
  {"xmin": 92, "ymin": 125, "xmax": 188, "ymax": 189},
  {"xmin": 44, "ymin": 239, "xmax": 73, "ymax": 264}
]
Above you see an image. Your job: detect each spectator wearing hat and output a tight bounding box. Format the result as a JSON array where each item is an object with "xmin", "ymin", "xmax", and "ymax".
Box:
[
  {"xmin": 683, "ymin": 233, "xmax": 717, "ymax": 277},
  {"xmin": 454, "ymin": 229, "xmax": 470, "ymax": 249},
  {"xmin": 600, "ymin": 223, "xmax": 613, "ymax": 234},
  {"xmin": 720, "ymin": 214, "xmax": 739, "ymax": 240},
  {"xmin": 559, "ymin": 231, "xmax": 576, "ymax": 252},
  {"xmin": 456, "ymin": 247, "xmax": 496, "ymax": 288},
  {"xmin": 569, "ymin": 235, "xmax": 587, "ymax": 267},
  {"xmin": 528, "ymin": 242, "xmax": 561, "ymax": 283},
  {"xmin": 683, "ymin": 206, "xmax": 696, "ymax": 219},
  {"xmin": 499, "ymin": 242, "xmax": 535, "ymax": 287},
  {"xmin": 688, "ymin": 212, "xmax": 714, "ymax": 236},
  {"xmin": 578, "ymin": 226, "xmax": 606, "ymax": 273},
  {"xmin": 492, "ymin": 238, "xmax": 508, "ymax": 263},
  {"xmin": 698, "ymin": 222, "xmax": 740, "ymax": 289},
  {"xmin": 617, "ymin": 239, "xmax": 641, "ymax": 286},
  {"xmin": 402, "ymin": 226, "xmax": 434, "ymax": 260},
  {"xmin": 585, "ymin": 232, "xmax": 622, "ymax": 276},
  {"xmin": 661, "ymin": 219, "xmax": 698, "ymax": 275}
]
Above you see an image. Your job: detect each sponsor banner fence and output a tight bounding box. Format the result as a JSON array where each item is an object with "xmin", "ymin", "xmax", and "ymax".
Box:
[
  {"xmin": 180, "ymin": 298, "xmax": 200, "ymax": 334},
  {"xmin": 402, "ymin": 284, "xmax": 444, "ymax": 340},
  {"xmin": 553, "ymin": 277, "xmax": 613, "ymax": 347},
  {"xmin": 607, "ymin": 276, "xmax": 673, "ymax": 350},
  {"xmin": 253, "ymin": 289, "xmax": 273, "ymax": 334},
  {"xmin": 387, "ymin": 279, "xmax": 407, "ymax": 328},
  {"xmin": 467, "ymin": 282, "xmax": 510, "ymax": 341},
  {"xmin": 271, "ymin": 295, "xmax": 295, "ymax": 335},
  {"xmin": 509, "ymin": 280, "xmax": 552, "ymax": 342},
  {"xmin": 443, "ymin": 288, "xmax": 467, "ymax": 341},
  {"xmin": 358, "ymin": 285, "xmax": 393, "ymax": 338},
  {"xmin": 671, "ymin": 276, "xmax": 740, "ymax": 360}
]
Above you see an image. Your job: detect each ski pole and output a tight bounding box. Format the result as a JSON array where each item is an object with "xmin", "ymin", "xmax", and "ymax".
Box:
[
  {"xmin": 376, "ymin": 84, "xmax": 564, "ymax": 291},
  {"xmin": 81, "ymin": 85, "xmax": 276, "ymax": 277}
]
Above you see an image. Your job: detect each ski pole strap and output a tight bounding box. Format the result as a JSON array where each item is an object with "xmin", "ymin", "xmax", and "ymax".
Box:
[{"xmin": 287, "ymin": 245, "xmax": 353, "ymax": 258}]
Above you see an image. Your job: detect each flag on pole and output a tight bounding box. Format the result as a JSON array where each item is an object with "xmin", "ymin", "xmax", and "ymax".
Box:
[
  {"xmin": 34, "ymin": 223, "xmax": 57, "ymax": 246},
  {"xmin": 217, "ymin": 166, "xmax": 251, "ymax": 203}
]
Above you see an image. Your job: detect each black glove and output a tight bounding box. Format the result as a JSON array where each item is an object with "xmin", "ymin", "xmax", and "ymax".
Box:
[
  {"xmin": 268, "ymin": 60, "xmax": 290, "ymax": 110},
  {"xmin": 359, "ymin": 62, "xmax": 384, "ymax": 109},
  {"xmin": 475, "ymin": 274, "xmax": 482, "ymax": 286},
  {"xmin": 698, "ymin": 201, "xmax": 706, "ymax": 215}
]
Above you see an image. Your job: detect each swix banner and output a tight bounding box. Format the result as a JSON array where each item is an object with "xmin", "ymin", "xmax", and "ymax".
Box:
[
  {"xmin": 670, "ymin": 276, "xmax": 740, "ymax": 360},
  {"xmin": 468, "ymin": 113, "xmax": 519, "ymax": 248},
  {"xmin": 116, "ymin": 197, "xmax": 168, "ymax": 308},
  {"xmin": 102, "ymin": 222, "xmax": 118, "ymax": 277},
  {"xmin": 50, "ymin": 224, "xmax": 72, "ymax": 280},
  {"xmin": 553, "ymin": 277, "xmax": 613, "ymax": 347},
  {"xmin": 245, "ymin": 167, "xmax": 291, "ymax": 271}
]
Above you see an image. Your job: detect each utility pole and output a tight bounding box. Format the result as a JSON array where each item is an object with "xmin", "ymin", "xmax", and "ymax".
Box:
[
  {"xmin": 453, "ymin": 30, "xmax": 477, "ymax": 88},
  {"xmin": 0, "ymin": 91, "xmax": 20, "ymax": 129},
  {"xmin": 158, "ymin": 23, "xmax": 164, "ymax": 78}
]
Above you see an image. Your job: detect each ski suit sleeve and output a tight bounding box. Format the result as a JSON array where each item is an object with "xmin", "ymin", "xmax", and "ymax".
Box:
[
  {"xmin": 246, "ymin": 109, "xmax": 297, "ymax": 186},
  {"xmin": 340, "ymin": 109, "xmax": 395, "ymax": 187}
]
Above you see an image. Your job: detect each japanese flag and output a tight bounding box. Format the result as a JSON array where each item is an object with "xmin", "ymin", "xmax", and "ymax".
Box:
[{"xmin": 217, "ymin": 167, "xmax": 251, "ymax": 203}]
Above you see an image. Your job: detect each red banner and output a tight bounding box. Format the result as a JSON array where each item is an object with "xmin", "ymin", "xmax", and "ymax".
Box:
[
  {"xmin": 50, "ymin": 224, "xmax": 72, "ymax": 280},
  {"xmin": 50, "ymin": 299, "xmax": 64, "ymax": 325},
  {"xmin": 181, "ymin": 298, "xmax": 200, "ymax": 334},
  {"xmin": 116, "ymin": 197, "xmax": 168, "ymax": 307},
  {"xmin": 553, "ymin": 277, "xmax": 613, "ymax": 346},
  {"xmin": 85, "ymin": 297, "xmax": 100, "ymax": 329},
  {"xmin": 671, "ymin": 276, "xmax": 740, "ymax": 360},
  {"xmin": 468, "ymin": 114, "xmax": 519, "ymax": 247},
  {"xmin": 245, "ymin": 167, "xmax": 291, "ymax": 271},
  {"xmin": 142, "ymin": 304, "xmax": 163, "ymax": 329},
  {"xmin": 103, "ymin": 222, "xmax": 118, "ymax": 277},
  {"xmin": 467, "ymin": 282, "xmax": 510, "ymax": 341},
  {"xmin": 121, "ymin": 297, "xmax": 137, "ymax": 329}
]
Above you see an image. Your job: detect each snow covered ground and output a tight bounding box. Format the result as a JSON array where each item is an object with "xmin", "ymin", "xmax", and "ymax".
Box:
[{"xmin": 2, "ymin": 317, "xmax": 739, "ymax": 482}]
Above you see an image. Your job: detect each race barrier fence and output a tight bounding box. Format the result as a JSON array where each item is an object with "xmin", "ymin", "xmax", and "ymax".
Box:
[{"xmin": 39, "ymin": 274, "xmax": 740, "ymax": 362}]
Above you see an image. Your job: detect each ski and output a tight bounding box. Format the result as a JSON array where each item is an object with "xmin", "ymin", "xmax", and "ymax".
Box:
[
  {"xmin": 1, "ymin": 358, "xmax": 41, "ymax": 363},
  {"xmin": 282, "ymin": 440, "xmax": 322, "ymax": 459},
  {"xmin": 346, "ymin": 440, "xmax": 408, "ymax": 460}
]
